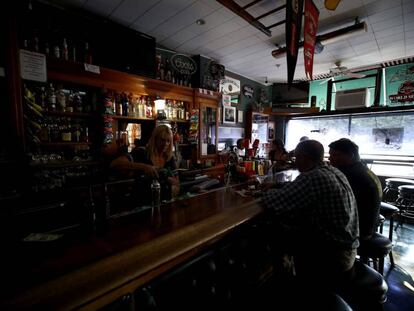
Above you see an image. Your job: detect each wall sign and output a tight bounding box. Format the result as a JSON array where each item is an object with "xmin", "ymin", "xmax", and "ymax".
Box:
[
  {"xmin": 386, "ymin": 64, "xmax": 414, "ymax": 105},
  {"xmin": 220, "ymin": 76, "xmax": 241, "ymax": 95},
  {"xmin": 19, "ymin": 49, "xmax": 47, "ymax": 82},
  {"xmin": 243, "ymin": 84, "xmax": 254, "ymax": 98},
  {"xmin": 170, "ymin": 53, "xmax": 197, "ymax": 75},
  {"xmin": 222, "ymin": 94, "xmax": 231, "ymax": 106}
]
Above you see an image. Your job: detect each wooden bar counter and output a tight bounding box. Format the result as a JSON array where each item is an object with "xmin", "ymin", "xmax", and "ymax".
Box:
[{"xmin": 0, "ymin": 186, "xmax": 262, "ymax": 310}]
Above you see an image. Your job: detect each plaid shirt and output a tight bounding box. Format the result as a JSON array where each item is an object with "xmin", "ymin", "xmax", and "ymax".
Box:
[{"xmin": 262, "ymin": 163, "xmax": 359, "ymax": 249}]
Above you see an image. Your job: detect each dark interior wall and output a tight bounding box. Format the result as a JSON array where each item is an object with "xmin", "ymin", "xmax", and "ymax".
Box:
[
  {"xmin": 224, "ymin": 70, "xmax": 272, "ymax": 112},
  {"xmin": 22, "ymin": 0, "xmax": 156, "ymax": 78}
]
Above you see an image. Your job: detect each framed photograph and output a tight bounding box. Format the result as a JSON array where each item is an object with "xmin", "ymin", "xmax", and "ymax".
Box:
[
  {"xmin": 237, "ymin": 110, "xmax": 243, "ymax": 123},
  {"xmin": 223, "ymin": 106, "xmax": 236, "ymax": 124}
]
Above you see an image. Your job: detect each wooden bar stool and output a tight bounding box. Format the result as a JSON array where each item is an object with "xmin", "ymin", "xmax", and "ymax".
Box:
[
  {"xmin": 383, "ymin": 178, "xmax": 414, "ymax": 203},
  {"xmin": 379, "ymin": 202, "xmax": 399, "ymax": 268},
  {"xmin": 338, "ymin": 259, "xmax": 388, "ymax": 311},
  {"xmin": 396, "ymin": 185, "xmax": 414, "ymax": 228},
  {"xmin": 358, "ymin": 232, "xmax": 392, "ymax": 275}
]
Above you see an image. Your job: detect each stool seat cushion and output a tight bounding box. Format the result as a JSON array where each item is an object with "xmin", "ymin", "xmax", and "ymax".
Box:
[
  {"xmin": 380, "ymin": 202, "xmax": 399, "ymax": 216},
  {"xmin": 377, "ymin": 214, "xmax": 385, "ymax": 225},
  {"xmin": 358, "ymin": 233, "xmax": 392, "ymax": 258},
  {"xmin": 345, "ymin": 260, "xmax": 388, "ymax": 304},
  {"xmin": 385, "ymin": 178, "xmax": 414, "ymax": 188},
  {"xmin": 398, "ymin": 185, "xmax": 414, "ymax": 193}
]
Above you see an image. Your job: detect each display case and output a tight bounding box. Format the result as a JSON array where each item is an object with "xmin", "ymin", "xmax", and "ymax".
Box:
[{"xmin": 195, "ymin": 90, "xmax": 220, "ymax": 160}]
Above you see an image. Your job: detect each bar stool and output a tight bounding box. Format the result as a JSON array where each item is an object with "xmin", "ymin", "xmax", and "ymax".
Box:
[
  {"xmin": 383, "ymin": 178, "xmax": 414, "ymax": 203},
  {"xmin": 379, "ymin": 202, "xmax": 399, "ymax": 268},
  {"xmin": 339, "ymin": 259, "xmax": 388, "ymax": 311},
  {"xmin": 376, "ymin": 214, "xmax": 385, "ymax": 232},
  {"xmin": 358, "ymin": 232, "xmax": 392, "ymax": 275},
  {"xmin": 396, "ymin": 185, "xmax": 414, "ymax": 228}
]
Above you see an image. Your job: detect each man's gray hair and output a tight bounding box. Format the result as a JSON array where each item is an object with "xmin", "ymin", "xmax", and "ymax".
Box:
[{"xmin": 295, "ymin": 140, "xmax": 324, "ymax": 162}]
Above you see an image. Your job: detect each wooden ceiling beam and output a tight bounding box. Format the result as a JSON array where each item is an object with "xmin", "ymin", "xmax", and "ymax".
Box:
[{"xmin": 216, "ymin": 0, "xmax": 271, "ymax": 37}]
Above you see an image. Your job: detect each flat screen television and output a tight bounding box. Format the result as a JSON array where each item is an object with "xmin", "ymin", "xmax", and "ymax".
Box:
[
  {"xmin": 272, "ymin": 82, "xmax": 309, "ymax": 106},
  {"xmin": 93, "ymin": 21, "xmax": 156, "ymax": 78}
]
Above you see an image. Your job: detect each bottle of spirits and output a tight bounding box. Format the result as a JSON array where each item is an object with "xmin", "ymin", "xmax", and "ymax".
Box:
[
  {"xmin": 84, "ymin": 42, "xmax": 92, "ymax": 64},
  {"xmin": 62, "ymin": 38, "xmax": 68, "ymax": 61}
]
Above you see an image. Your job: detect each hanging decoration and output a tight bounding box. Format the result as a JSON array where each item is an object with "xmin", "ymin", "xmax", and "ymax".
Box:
[
  {"xmin": 286, "ymin": 0, "xmax": 304, "ymax": 87},
  {"xmin": 324, "ymin": 0, "xmax": 342, "ymax": 11},
  {"xmin": 303, "ymin": 0, "xmax": 319, "ymax": 80}
]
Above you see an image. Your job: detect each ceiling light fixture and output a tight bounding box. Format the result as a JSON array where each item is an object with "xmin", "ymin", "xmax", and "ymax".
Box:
[{"xmin": 272, "ymin": 21, "xmax": 367, "ymax": 59}]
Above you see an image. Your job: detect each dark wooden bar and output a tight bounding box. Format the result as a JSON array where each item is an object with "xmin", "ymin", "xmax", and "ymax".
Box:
[{"xmin": 0, "ymin": 186, "xmax": 262, "ymax": 310}]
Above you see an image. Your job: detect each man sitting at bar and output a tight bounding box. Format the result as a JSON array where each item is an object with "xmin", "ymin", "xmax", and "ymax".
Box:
[
  {"xmin": 329, "ymin": 138, "xmax": 382, "ymax": 240},
  {"xmin": 261, "ymin": 140, "xmax": 359, "ymax": 286}
]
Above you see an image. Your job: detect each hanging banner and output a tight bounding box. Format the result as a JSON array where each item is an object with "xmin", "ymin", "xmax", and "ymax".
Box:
[
  {"xmin": 286, "ymin": 0, "xmax": 304, "ymax": 87},
  {"xmin": 304, "ymin": 0, "xmax": 319, "ymax": 80}
]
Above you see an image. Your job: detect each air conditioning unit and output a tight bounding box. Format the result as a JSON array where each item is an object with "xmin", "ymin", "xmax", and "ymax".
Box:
[{"xmin": 335, "ymin": 88, "xmax": 370, "ymax": 110}]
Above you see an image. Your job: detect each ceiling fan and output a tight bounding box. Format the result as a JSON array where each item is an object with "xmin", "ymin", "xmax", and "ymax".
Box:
[{"xmin": 320, "ymin": 61, "xmax": 366, "ymax": 84}]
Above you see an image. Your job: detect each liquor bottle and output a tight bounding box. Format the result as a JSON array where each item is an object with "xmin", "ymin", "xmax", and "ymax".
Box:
[
  {"xmin": 155, "ymin": 54, "xmax": 162, "ymax": 80},
  {"xmin": 84, "ymin": 42, "xmax": 92, "ymax": 64},
  {"xmin": 44, "ymin": 42, "xmax": 50, "ymax": 57},
  {"xmin": 47, "ymin": 83, "xmax": 56, "ymax": 112},
  {"xmin": 62, "ymin": 38, "xmax": 68, "ymax": 61},
  {"xmin": 56, "ymin": 85, "xmax": 66, "ymax": 112},
  {"xmin": 151, "ymin": 179, "xmax": 161, "ymax": 207},
  {"xmin": 121, "ymin": 93, "xmax": 129, "ymax": 117},
  {"xmin": 53, "ymin": 44, "xmax": 60, "ymax": 59},
  {"xmin": 73, "ymin": 92, "xmax": 83, "ymax": 113},
  {"xmin": 165, "ymin": 59, "xmax": 172, "ymax": 82}
]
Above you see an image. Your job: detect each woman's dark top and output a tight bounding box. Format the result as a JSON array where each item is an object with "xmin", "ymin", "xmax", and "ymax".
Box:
[
  {"xmin": 131, "ymin": 147, "xmax": 177, "ymax": 201},
  {"xmin": 337, "ymin": 162, "xmax": 382, "ymax": 240},
  {"xmin": 131, "ymin": 147, "xmax": 177, "ymax": 171}
]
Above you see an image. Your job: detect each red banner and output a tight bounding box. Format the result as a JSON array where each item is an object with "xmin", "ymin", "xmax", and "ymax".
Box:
[
  {"xmin": 304, "ymin": 0, "xmax": 319, "ymax": 80},
  {"xmin": 286, "ymin": 0, "xmax": 304, "ymax": 87}
]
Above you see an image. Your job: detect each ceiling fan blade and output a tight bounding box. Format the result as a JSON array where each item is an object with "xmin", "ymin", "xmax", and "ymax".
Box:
[
  {"xmin": 346, "ymin": 72, "xmax": 366, "ymax": 78},
  {"xmin": 319, "ymin": 77, "xmax": 333, "ymax": 84}
]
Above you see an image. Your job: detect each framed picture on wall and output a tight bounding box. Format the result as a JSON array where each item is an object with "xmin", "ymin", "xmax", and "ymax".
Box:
[
  {"xmin": 223, "ymin": 106, "xmax": 236, "ymax": 124},
  {"xmin": 237, "ymin": 110, "xmax": 243, "ymax": 123}
]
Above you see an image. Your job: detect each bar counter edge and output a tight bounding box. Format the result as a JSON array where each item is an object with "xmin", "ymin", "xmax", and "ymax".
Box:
[{"xmin": 1, "ymin": 187, "xmax": 263, "ymax": 310}]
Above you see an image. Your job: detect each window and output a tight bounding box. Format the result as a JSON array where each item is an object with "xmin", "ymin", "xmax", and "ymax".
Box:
[{"xmin": 286, "ymin": 111, "xmax": 414, "ymax": 177}]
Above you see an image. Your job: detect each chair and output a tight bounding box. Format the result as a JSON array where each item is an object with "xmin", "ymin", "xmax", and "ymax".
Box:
[
  {"xmin": 379, "ymin": 202, "xmax": 399, "ymax": 268},
  {"xmin": 358, "ymin": 232, "xmax": 392, "ymax": 275}
]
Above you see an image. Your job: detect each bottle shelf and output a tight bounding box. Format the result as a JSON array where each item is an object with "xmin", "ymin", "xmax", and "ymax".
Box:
[
  {"xmin": 44, "ymin": 111, "xmax": 95, "ymax": 118},
  {"xmin": 37, "ymin": 142, "xmax": 92, "ymax": 147},
  {"xmin": 111, "ymin": 115, "xmax": 154, "ymax": 121},
  {"xmin": 29, "ymin": 160, "xmax": 101, "ymax": 169}
]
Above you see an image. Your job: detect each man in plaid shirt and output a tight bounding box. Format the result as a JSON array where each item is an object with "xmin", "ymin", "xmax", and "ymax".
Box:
[{"xmin": 262, "ymin": 140, "xmax": 359, "ymax": 284}]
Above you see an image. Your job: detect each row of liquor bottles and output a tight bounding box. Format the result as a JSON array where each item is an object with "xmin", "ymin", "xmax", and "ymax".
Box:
[
  {"xmin": 104, "ymin": 92, "xmax": 188, "ymax": 121},
  {"xmin": 156, "ymin": 54, "xmax": 192, "ymax": 87},
  {"xmin": 38, "ymin": 117, "xmax": 90, "ymax": 143},
  {"xmin": 23, "ymin": 84, "xmax": 92, "ymax": 145},
  {"xmin": 23, "ymin": 33, "xmax": 93, "ymax": 65},
  {"xmin": 40, "ymin": 83, "xmax": 92, "ymax": 113}
]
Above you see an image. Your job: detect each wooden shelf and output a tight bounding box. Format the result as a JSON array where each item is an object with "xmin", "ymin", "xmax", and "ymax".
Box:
[
  {"xmin": 37, "ymin": 142, "xmax": 92, "ymax": 147},
  {"xmin": 112, "ymin": 115, "xmax": 154, "ymax": 121},
  {"xmin": 47, "ymin": 59, "xmax": 194, "ymax": 103},
  {"xmin": 44, "ymin": 111, "xmax": 95, "ymax": 118},
  {"xmin": 29, "ymin": 160, "xmax": 101, "ymax": 169}
]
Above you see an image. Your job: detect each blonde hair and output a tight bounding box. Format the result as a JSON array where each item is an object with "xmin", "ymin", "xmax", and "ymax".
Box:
[{"xmin": 147, "ymin": 125, "xmax": 173, "ymax": 161}]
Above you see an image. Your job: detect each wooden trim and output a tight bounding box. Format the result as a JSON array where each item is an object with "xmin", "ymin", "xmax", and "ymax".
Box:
[{"xmin": 5, "ymin": 5, "xmax": 25, "ymax": 149}]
